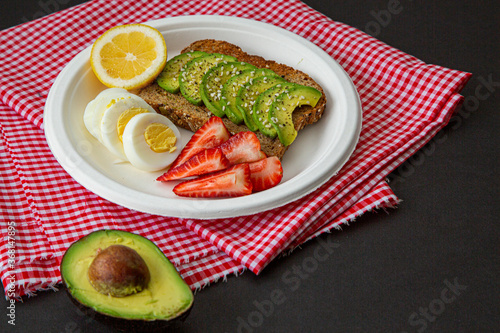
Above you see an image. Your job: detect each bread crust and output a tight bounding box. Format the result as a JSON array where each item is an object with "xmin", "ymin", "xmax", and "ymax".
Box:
[{"xmin": 137, "ymin": 39, "xmax": 326, "ymax": 159}]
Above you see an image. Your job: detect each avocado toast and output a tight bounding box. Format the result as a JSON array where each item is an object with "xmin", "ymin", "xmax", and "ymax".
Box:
[{"xmin": 137, "ymin": 39, "xmax": 327, "ymax": 159}]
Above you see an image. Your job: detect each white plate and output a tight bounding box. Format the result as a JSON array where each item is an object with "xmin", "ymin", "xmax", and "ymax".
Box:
[{"xmin": 44, "ymin": 15, "xmax": 362, "ymax": 219}]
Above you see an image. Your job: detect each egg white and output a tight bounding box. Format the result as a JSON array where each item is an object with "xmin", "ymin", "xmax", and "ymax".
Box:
[
  {"xmin": 83, "ymin": 98, "xmax": 99, "ymax": 139},
  {"xmin": 83, "ymin": 88, "xmax": 130, "ymax": 141},
  {"xmin": 100, "ymin": 97, "xmax": 156, "ymax": 161},
  {"xmin": 122, "ymin": 113, "xmax": 182, "ymax": 172},
  {"xmin": 91, "ymin": 91, "xmax": 138, "ymax": 143}
]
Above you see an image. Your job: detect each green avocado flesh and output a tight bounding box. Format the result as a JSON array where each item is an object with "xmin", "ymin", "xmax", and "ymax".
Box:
[
  {"xmin": 253, "ymin": 82, "xmax": 297, "ymax": 138},
  {"xmin": 200, "ymin": 61, "xmax": 257, "ymax": 117},
  {"xmin": 220, "ymin": 68, "xmax": 278, "ymax": 124},
  {"xmin": 155, "ymin": 51, "xmax": 324, "ymax": 146},
  {"xmin": 157, "ymin": 51, "xmax": 208, "ymax": 93},
  {"xmin": 236, "ymin": 75, "xmax": 287, "ymax": 131},
  {"xmin": 270, "ymin": 85, "xmax": 322, "ymax": 146},
  {"xmin": 179, "ymin": 53, "xmax": 237, "ymax": 105},
  {"xmin": 60, "ymin": 230, "xmax": 194, "ymax": 321}
]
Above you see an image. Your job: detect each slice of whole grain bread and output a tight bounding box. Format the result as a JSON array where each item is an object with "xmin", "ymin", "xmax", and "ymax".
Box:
[{"xmin": 137, "ymin": 39, "xmax": 326, "ymax": 159}]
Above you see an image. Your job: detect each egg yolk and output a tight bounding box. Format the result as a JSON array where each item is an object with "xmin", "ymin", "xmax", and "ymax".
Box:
[
  {"xmin": 117, "ymin": 107, "xmax": 150, "ymax": 142},
  {"xmin": 144, "ymin": 123, "xmax": 177, "ymax": 153},
  {"xmin": 106, "ymin": 96, "xmax": 130, "ymax": 108}
]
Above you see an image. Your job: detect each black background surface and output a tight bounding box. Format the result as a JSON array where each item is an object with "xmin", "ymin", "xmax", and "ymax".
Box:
[{"xmin": 1, "ymin": 1, "xmax": 498, "ymax": 332}]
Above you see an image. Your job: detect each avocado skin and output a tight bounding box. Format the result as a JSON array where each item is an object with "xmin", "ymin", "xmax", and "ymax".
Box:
[
  {"xmin": 63, "ymin": 287, "xmax": 192, "ymax": 332},
  {"xmin": 60, "ymin": 229, "xmax": 194, "ymax": 332}
]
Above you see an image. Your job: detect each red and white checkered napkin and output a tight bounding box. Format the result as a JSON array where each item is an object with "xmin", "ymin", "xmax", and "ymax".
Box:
[{"xmin": 0, "ymin": 0, "xmax": 470, "ymax": 298}]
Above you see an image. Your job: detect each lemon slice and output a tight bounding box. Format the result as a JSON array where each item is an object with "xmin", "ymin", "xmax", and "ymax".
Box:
[{"xmin": 90, "ymin": 24, "xmax": 167, "ymax": 90}]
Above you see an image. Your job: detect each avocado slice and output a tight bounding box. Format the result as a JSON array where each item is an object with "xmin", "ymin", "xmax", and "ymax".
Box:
[
  {"xmin": 60, "ymin": 230, "xmax": 194, "ymax": 331},
  {"xmin": 236, "ymin": 75, "xmax": 287, "ymax": 131},
  {"xmin": 156, "ymin": 51, "xmax": 208, "ymax": 93},
  {"xmin": 269, "ymin": 85, "xmax": 322, "ymax": 146},
  {"xmin": 220, "ymin": 68, "xmax": 278, "ymax": 124},
  {"xmin": 200, "ymin": 61, "xmax": 256, "ymax": 117},
  {"xmin": 179, "ymin": 53, "xmax": 237, "ymax": 105},
  {"xmin": 252, "ymin": 82, "xmax": 297, "ymax": 138}
]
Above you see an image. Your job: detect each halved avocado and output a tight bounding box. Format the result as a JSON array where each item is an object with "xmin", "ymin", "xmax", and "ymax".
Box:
[{"xmin": 60, "ymin": 229, "xmax": 194, "ymax": 331}]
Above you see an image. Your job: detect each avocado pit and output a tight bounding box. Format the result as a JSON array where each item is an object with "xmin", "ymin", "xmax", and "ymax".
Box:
[{"xmin": 88, "ymin": 244, "xmax": 150, "ymax": 297}]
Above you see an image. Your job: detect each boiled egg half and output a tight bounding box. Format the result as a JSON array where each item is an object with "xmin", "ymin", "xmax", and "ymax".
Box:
[{"xmin": 123, "ymin": 113, "xmax": 181, "ymax": 172}]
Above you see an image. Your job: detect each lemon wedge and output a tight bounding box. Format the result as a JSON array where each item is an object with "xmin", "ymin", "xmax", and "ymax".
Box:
[{"xmin": 90, "ymin": 24, "xmax": 167, "ymax": 90}]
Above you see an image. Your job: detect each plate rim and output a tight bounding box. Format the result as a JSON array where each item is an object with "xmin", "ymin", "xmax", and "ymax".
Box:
[{"xmin": 44, "ymin": 15, "xmax": 362, "ymax": 219}]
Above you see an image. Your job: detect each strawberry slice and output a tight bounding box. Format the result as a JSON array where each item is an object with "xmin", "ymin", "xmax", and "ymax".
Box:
[
  {"xmin": 218, "ymin": 131, "xmax": 264, "ymax": 165},
  {"xmin": 157, "ymin": 148, "xmax": 230, "ymax": 181},
  {"xmin": 171, "ymin": 116, "xmax": 230, "ymax": 168},
  {"xmin": 173, "ymin": 164, "xmax": 253, "ymax": 198},
  {"xmin": 248, "ymin": 156, "xmax": 283, "ymax": 192}
]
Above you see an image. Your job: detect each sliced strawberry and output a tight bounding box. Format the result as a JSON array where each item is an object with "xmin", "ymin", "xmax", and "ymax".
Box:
[
  {"xmin": 218, "ymin": 131, "xmax": 264, "ymax": 165},
  {"xmin": 157, "ymin": 148, "xmax": 231, "ymax": 181},
  {"xmin": 173, "ymin": 164, "xmax": 253, "ymax": 198},
  {"xmin": 248, "ymin": 156, "xmax": 283, "ymax": 192},
  {"xmin": 171, "ymin": 116, "xmax": 230, "ymax": 168}
]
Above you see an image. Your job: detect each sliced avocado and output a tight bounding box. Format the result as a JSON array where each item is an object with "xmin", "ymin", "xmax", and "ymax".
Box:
[
  {"xmin": 200, "ymin": 61, "xmax": 256, "ymax": 117},
  {"xmin": 236, "ymin": 75, "xmax": 287, "ymax": 131},
  {"xmin": 220, "ymin": 68, "xmax": 278, "ymax": 124},
  {"xmin": 156, "ymin": 51, "xmax": 208, "ymax": 93},
  {"xmin": 269, "ymin": 85, "xmax": 322, "ymax": 146},
  {"xmin": 60, "ymin": 230, "xmax": 194, "ymax": 331},
  {"xmin": 179, "ymin": 53, "xmax": 237, "ymax": 105},
  {"xmin": 252, "ymin": 82, "xmax": 297, "ymax": 138}
]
